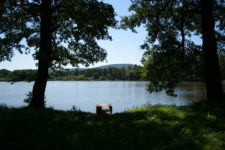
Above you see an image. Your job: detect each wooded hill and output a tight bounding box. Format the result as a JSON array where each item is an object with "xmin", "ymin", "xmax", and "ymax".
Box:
[
  {"xmin": 0, "ymin": 64, "xmax": 143, "ymax": 81},
  {"xmin": 1, "ymin": 59, "xmax": 225, "ymax": 82}
]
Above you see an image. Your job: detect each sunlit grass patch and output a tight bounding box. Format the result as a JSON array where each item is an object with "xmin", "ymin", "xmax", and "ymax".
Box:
[{"xmin": 1, "ymin": 101, "xmax": 225, "ymax": 150}]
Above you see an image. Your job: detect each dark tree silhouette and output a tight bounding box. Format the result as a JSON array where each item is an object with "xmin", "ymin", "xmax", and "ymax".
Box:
[
  {"xmin": 31, "ymin": 0, "xmax": 52, "ymax": 109},
  {"xmin": 1, "ymin": 0, "xmax": 116, "ymax": 109},
  {"xmin": 200, "ymin": 0, "xmax": 224, "ymax": 101},
  {"xmin": 121, "ymin": 0, "xmax": 225, "ymax": 101},
  {"xmin": 0, "ymin": 0, "xmax": 17, "ymax": 61}
]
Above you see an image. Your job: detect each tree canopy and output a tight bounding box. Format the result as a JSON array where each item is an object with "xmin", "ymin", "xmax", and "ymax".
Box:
[
  {"xmin": 121, "ymin": 0, "xmax": 225, "ymax": 97},
  {"xmin": 1, "ymin": 0, "xmax": 116, "ymax": 67},
  {"xmin": 1, "ymin": 0, "xmax": 117, "ymax": 109}
]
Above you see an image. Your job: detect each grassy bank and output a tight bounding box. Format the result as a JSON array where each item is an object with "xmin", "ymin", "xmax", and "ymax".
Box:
[{"xmin": 1, "ymin": 102, "xmax": 225, "ymax": 150}]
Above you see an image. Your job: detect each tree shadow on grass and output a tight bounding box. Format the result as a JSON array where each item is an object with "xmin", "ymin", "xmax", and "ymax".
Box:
[{"xmin": 0, "ymin": 102, "xmax": 225, "ymax": 150}]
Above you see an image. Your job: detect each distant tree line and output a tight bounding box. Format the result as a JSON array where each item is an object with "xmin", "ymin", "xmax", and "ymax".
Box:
[
  {"xmin": 51, "ymin": 65, "xmax": 142, "ymax": 81},
  {"xmin": 0, "ymin": 69, "xmax": 37, "ymax": 82},
  {"xmin": 1, "ymin": 56, "xmax": 225, "ymax": 82},
  {"xmin": 0, "ymin": 65, "xmax": 143, "ymax": 81}
]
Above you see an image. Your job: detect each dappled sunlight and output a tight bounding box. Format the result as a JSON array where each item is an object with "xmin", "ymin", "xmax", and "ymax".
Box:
[{"xmin": 1, "ymin": 102, "xmax": 225, "ymax": 150}]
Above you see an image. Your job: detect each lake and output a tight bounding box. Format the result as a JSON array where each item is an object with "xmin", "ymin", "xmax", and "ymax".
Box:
[{"xmin": 0, "ymin": 81, "xmax": 207, "ymax": 113}]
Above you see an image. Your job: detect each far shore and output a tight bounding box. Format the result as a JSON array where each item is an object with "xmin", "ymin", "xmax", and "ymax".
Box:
[{"xmin": 1, "ymin": 80, "xmax": 224, "ymax": 83}]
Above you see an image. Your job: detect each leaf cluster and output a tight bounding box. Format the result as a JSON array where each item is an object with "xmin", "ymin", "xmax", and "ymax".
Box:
[
  {"xmin": 0, "ymin": 0, "xmax": 117, "ymax": 68},
  {"xmin": 121, "ymin": 0, "xmax": 225, "ymax": 95}
]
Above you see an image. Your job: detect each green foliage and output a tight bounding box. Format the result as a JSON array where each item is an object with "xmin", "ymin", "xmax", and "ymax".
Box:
[
  {"xmin": 50, "ymin": 65, "xmax": 143, "ymax": 81},
  {"xmin": 52, "ymin": 75, "xmax": 94, "ymax": 81},
  {"xmin": 23, "ymin": 91, "xmax": 46, "ymax": 107},
  {"xmin": 0, "ymin": 69, "xmax": 37, "ymax": 81},
  {"xmin": 141, "ymin": 44, "xmax": 204, "ymax": 95},
  {"xmin": 10, "ymin": 69, "xmax": 36, "ymax": 82},
  {"xmin": 1, "ymin": 0, "xmax": 117, "ymax": 108},
  {"xmin": 1, "ymin": 0, "xmax": 117, "ymax": 67},
  {"xmin": 1, "ymin": 60, "xmax": 224, "ymax": 82},
  {"xmin": 0, "ymin": 0, "xmax": 36, "ymax": 61},
  {"xmin": 23, "ymin": 91, "xmax": 33, "ymax": 105},
  {"xmin": 1, "ymin": 101, "xmax": 225, "ymax": 150},
  {"xmin": 0, "ymin": 69, "xmax": 11, "ymax": 80},
  {"xmin": 121, "ymin": 0, "xmax": 225, "ymax": 95},
  {"xmin": 0, "ymin": 66, "xmax": 143, "ymax": 81}
]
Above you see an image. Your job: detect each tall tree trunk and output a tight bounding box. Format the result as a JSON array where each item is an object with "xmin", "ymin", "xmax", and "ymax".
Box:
[
  {"xmin": 200, "ymin": 0, "xmax": 224, "ymax": 102},
  {"xmin": 30, "ymin": 0, "xmax": 52, "ymax": 109},
  {"xmin": 0, "ymin": 0, "xmax": 5, "ymax": 15}
]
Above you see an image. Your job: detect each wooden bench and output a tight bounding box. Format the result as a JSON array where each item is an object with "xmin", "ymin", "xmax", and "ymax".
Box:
[{"xmin": 96, "ymin": 104, "xmax": 112, "ymax": 114}]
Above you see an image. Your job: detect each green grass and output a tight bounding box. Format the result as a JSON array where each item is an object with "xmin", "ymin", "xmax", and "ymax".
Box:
[{"xmin": 1, "ymin": 101, "xmax": 225, "ymax": 150}]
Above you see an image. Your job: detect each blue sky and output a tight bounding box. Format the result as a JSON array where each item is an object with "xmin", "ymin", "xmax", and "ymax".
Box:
[
  {"xmin": 0, "ymin": 0, "xmax": 202, "ymax": 71},
  {"xmin": 0, "ymin": 0, "xmax": 147, "ymax": 71}
]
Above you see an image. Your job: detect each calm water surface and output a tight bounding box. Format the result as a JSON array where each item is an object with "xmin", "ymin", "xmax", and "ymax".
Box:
[{"xmin": 0, "ymin": 81, "xmax": 207, "ymax": 113}]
